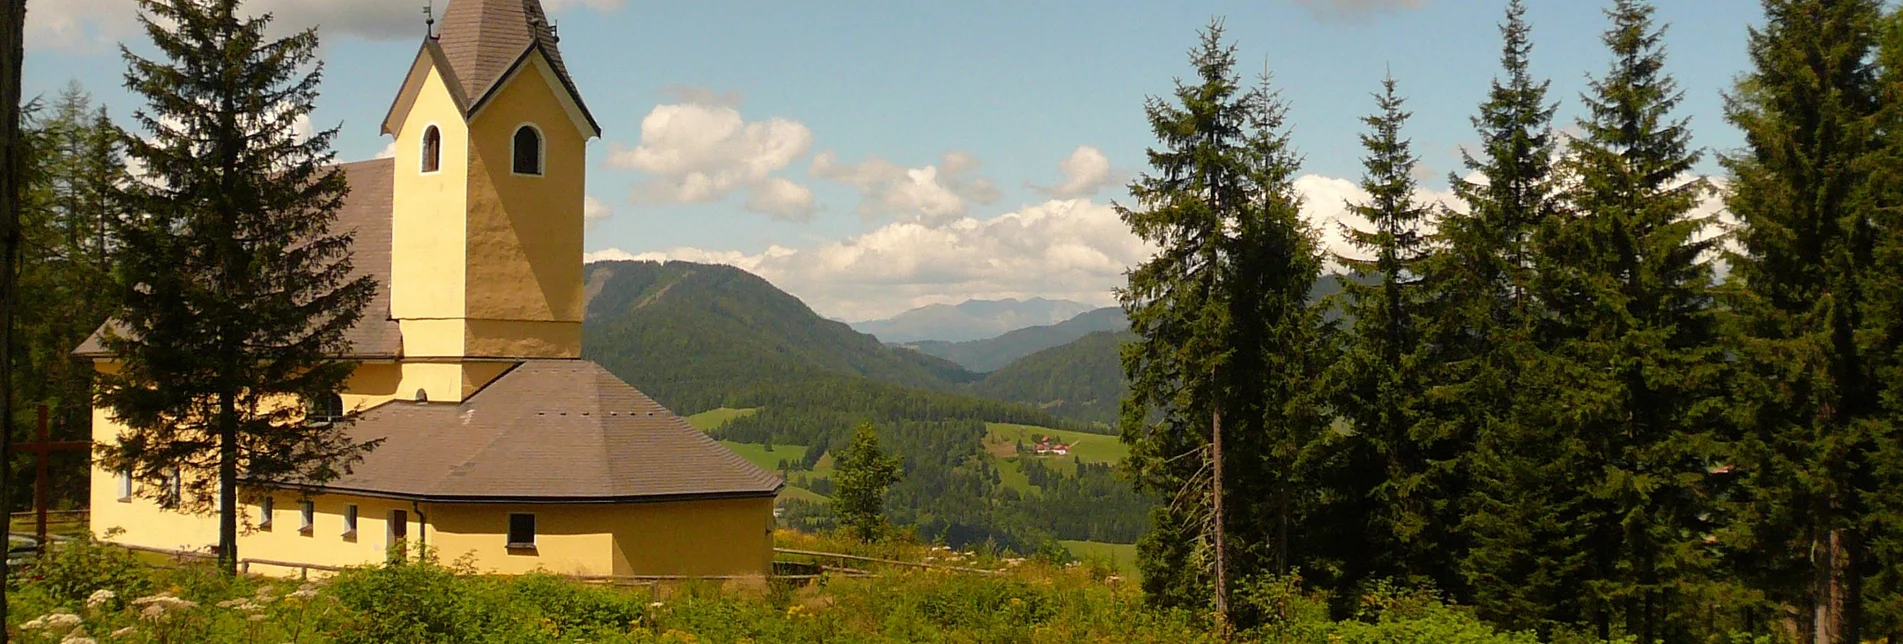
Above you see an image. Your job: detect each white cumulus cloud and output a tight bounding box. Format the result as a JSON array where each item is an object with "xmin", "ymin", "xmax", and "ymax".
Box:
[
  {"xmin": 584, "ymin": 195, "xmax": 613, "ymax": 229},
  {"xmin": 591, "ymin": 198, "xmax": 1152, "ymax": 321},
  {"xmin": 606, "ymin": 98, "xmax": 817, "ymax": 222},
  {"xmin": 811, "ymin": 150, "xmax": 1000, "ymax": 226},
  {"xmin": 1037, "ymin": 145, "xmax": 1117, "ymax": 198}
]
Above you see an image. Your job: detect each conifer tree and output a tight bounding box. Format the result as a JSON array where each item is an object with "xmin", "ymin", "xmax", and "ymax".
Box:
[
  {"xmin": 1539, "ymin": 1, "xmax": 1726, "ymax": 639},
  {"xmin": 1, "ymin": 0, "xmax": 26, "ymax": 627},
  {"xmin": 1721, "ymin": 1, "xmax": 1888, "ymax": 641},
  {"xmin": 834, "ymin": 421, "xmax": 901, "ymax": 542},
  {"xmin": 1117, "ymin": 20, "xmax": 1327, "ymax": 628},
  {"xmin": 96, "ymin": 0, "xmax": 377, "ymax": 575},
  {"xmin": 18, "ymin": 86, "xmax": 122, "ymax": 460},
  {"xmin": 1322, "ymin": 75, "xmax": 1433, "ymax": 598},
  {"xmin": 1416, "ymin": 0, "xmax": 1566, "ymax": 627},
  {"xmin": 1871, "ymin": 9, "xmax": 1903, "ymax": 639}
]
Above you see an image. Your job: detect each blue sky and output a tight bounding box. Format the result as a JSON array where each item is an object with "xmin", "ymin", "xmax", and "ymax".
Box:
[{"xmin": 24, "ymin": 0, "xmax": 1758, "ymax": 320}]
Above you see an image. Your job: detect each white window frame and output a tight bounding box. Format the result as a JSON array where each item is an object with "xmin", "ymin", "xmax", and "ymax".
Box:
[
  {"xmin": 342, "ymin": 504, "xmax": 359, "ymax": 539},
  {"xmin": 117, "ymin": 469, "xmax": 133, "ymax": 502},
  {"xmin": 258, "ymin": 496, "xmax": 274, "ymax": 530},
  {"xmin": 299, "ymin": 500, "xmax": 315, "ymax": 535},
  {"xmin": 510, "ymin": 123, "xmax": 545, "ymax": 177}
]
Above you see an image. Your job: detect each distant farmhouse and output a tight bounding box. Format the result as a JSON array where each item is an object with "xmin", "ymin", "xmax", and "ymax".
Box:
[
  {"xmin": 1032, "ymin": 437, "xmax": 1071, "ymax": 457},
  {"xmin": 79, "ymin": 0, "xmax": 781, "ymax": 577}
]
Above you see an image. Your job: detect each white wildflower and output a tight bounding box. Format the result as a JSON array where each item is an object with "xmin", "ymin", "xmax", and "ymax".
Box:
[
  {"xmin": 648, "ymin": 601, "xmax": 665, "ymax": 608},
  {"xmin": 85, "ymin": 590, "xmax": 116, "ymax": 609},
  {"xmin": 246, "ymin": 614, "xmax": 267, "ymax": 622},
  {"xmin": 286, "ymin": 588, "xmax": 318, "ymax": 600},
  {"xmin": 20, "ymin": 616, "xmax": 45, "ymax": 630},
  {"xmin": 44, "ymin": 613, "xmax": 83, "ymax": 630},
  {"xmin": 109, "ymin": 626, "xmax": 136, "ymax": 638}
]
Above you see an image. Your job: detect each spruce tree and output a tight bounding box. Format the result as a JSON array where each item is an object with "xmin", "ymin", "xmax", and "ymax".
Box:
[
  {"xmin": 1, "ymin": 0, "xmax": 25, "ymax": 626},
  {"xmin": 833, "ymin": 422, "xmax": 901, "ymax": 542},
  {"xmin": 1721, "ymin": 0, "xmax": 1888, "ymax": 641},
  {"xmin": 96, "ymin": 0, "xmax": 377, "ymax": 575},
  {"xmin": 18, "ymin": 86, "xmax": 122, "ymax": 472},
  {"xmin": 1416, "ymin": 0, "xmax": 1566, "ymax": 628},
  {"xmin": 1873, "ymin": 8, "xmax": 1903, "ymax": 639},
  {"xmin": 1322, "ymin": 74, "xmax": 1433, "ymax": 599},
  {"xmin": 1540, "ymin": 1, "xmax": 1726, "ymax": 639},
  {"xmin": 1117, "ymin": 20, "xmax": 1327, "ymax": 628}
]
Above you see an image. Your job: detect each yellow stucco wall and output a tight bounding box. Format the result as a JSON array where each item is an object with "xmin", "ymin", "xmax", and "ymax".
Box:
[
  {"xmin": 91, "ymin": 477, "xmax": 776, "ymax": 579},
  {"xmin": 389, "ymin": 64, "xmax": 470, "ymax": 347},
  {"xmin": 463, "ymin": 54, "xmax": 586, "ymax": 349}
]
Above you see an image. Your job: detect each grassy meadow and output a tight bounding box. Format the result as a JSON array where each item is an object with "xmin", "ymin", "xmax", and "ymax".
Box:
[{"xmin": 4, "ymin": 530, "xmax": 1582, "ymax": 643}]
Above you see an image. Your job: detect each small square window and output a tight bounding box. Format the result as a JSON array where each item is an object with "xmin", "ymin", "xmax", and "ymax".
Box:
[
  {"xmin": 342, "ymin": 504, "xmax": 359, "ymax": 540},
  {"xmin": 507, "ymin": 513, "xmax": 536, "ymax": 550},
  {"xmin": 299, "ymin": 500, "xmax": 315, "ymax": 535},
  {"xmin": 259, "ymin": 496, "xmax": 274, "ymax": 531},
  {"xmin": 117, "ymin": 470, "xmax": 133, "ymax": 502}
]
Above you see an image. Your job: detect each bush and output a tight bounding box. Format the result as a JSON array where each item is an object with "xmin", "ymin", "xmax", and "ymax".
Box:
[{"xmin": 26, "ymin": 532, "xmax": 153, "ymax": 604}]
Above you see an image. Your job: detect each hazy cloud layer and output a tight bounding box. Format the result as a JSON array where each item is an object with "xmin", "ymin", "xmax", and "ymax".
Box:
[
  {"xmin": 28, "ymin": 0, "xmax": 622, "ymax": 52},
  {"xmin": 606, "ymin": 97, "xmax": 817, "ymax": 222},
  {"xmin": 589, "ymin": 197, "xmax": 1149, "ymax": 321},
  {"xmin": 1292, "ymin": 0, "xmax": 1427, "ymax": 21},
  {"xmin": 591, "ymin": 168, "xmax": 1729, "ymax": 321}
]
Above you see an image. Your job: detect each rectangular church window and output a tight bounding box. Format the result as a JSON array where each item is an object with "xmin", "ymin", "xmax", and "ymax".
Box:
[
  {"xmin": 259, "ymin": 496, "xmax": 273, "ymax": 531},
  {"xmin": 342, "ymin": 504, "xmax": 358, "ymax": 540},
  {"xmin": 299, "ymin": 500, "xmax": 314, "ymax": 535},
  {"xmin": 507, "ymin": 513, "xmax": 536, "ymax": 550},
  {"xmin": 117, "ymin": 470, "xmax": 132, "ymax": 502}
]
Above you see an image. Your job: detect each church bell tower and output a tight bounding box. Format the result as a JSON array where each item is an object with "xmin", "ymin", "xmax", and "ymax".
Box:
[{"xmin": 379, "ymin": 0, "xmax": 602, "ymax": 370}]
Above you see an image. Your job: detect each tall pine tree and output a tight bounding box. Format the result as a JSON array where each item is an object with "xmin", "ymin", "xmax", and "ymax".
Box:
[
  {"xmin": 1414, "ymin": 0, "xmax": 1564, "ymax": 626},
  {"xmin": 1118, "ymin": 20, "xmax": 1327, "ymax": 628},
  {"xmin": 1322, "ymin": 74, "xmax": 1434, "ymax": 602},
  {"xmin": 1720, "ymin": 0, "xmax": 1888, "ymax": 641},
  {"xmin": 1871, "ymin": 7, "xmax": 1903, "ymax": 639},
  {"xmin": 96, "ymin": 0, "xmax": 377, "ymax": 575},
  {"xmin": 1539, "ymin": 1, "xmax": 1726, "ymax": 639}
]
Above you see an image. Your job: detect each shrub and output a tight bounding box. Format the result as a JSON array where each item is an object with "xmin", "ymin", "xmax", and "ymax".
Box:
[{"xmin": 27, "ymin": 533, "xmax": 154, "ymax": 604}]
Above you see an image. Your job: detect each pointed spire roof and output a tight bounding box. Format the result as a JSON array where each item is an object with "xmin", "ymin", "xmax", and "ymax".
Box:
[
  {"xmin": 382, "ymin": 0, "xmax": 599, "ymax": 137},
  {"xmin": 436, "ymin": 0, "xmax": 572, "ymax": 103}
]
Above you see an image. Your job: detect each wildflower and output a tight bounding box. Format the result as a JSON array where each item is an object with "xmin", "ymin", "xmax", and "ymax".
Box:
[
  {"xmin": 649, "ymin": 601, "xmax": 665, "ymax": 608},
  {"xmin": 20, "ymin": 616, "xmax": 45, "ymax": 630},
  {"xmin": 44, "ymin": 613, "xmax": 84, "ymax": 631},
  {"xmin": 59, "ymin": 635, "xmax": 95, "ymax": 644},
  {"xmin": 247, "ymin": 614, "xmax": 267, "ymax": 622},
  {"xmin": 85, "ymin": 590, "xmax": 116, "ymax": 609},
  {"xmin": 109, "ymin": 627, "xmax": 136, "ymax": 638},
  {"xmin": 286, "ymin": 587, "xmax": 319, "ymax": 601}
]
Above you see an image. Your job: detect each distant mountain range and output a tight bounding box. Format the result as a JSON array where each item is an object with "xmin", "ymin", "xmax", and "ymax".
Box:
[
  {"xmin": 850, "ymin": 298, "xmax": 1099, "ymax": 344},
  {"xmin": 903, "ymin": 307, "xmax": 1128, "ymax": 373},
  {"xmin": 581, "ymin": 260, "xmax": 979, "ymax": 413},
  {"xmin": 581, "ymin": 260, "xmax": 1353, "ymax": 429}
]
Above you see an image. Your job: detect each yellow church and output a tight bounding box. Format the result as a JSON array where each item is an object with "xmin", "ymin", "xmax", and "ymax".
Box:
[{"xmin": 77, "ymin": 0, "xmax": 782, "ymax": 578}]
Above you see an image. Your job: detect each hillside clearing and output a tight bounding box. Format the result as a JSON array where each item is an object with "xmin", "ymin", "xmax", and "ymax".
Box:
[
  {"xmin": 685, "ymin": 407, "xmax": 760, "ymax": 431},
  {"xmin": 984, "ymin": 423, "xmax": 1127, "ymax": 465}
]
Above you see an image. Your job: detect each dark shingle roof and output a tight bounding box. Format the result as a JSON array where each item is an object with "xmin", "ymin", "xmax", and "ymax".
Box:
[
  {"xmin": 75, "ymin": 159, "xmax": 402, "ymax": 359},
  {"xmin": 306, "ymin": 360, "xmax": 783, "ymax": 502},
  {"xmin": 428, "ymin": 0, "xmax": 597, "ymax": 133}
]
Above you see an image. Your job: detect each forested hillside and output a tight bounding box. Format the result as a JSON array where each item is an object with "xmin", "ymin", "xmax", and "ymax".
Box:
[
  {"xmin": 967, "ymin": 331, "xmax": 1133, "ymax": 426},
  {"xmin": 581, "ymin": 260, "xmax": 979, "ymax": 412},
  {"xmin": 580, "ymin": 260, "xmax": 1149, "ymax": 552},
  {"xmin": 905, "ymin": 307, "xmax": 1127, "ymax": 372}
]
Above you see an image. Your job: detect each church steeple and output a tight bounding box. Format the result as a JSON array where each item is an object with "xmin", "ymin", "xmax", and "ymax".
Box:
[{"xmin": 378, "ymin": 0, "xmax": 599, "ymax": 386}]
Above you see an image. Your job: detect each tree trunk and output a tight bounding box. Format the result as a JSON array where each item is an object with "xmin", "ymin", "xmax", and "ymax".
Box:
[
  {"xmin": 0, "ymin": 0, "xmax": 30, "ymax": 638},
  {"xmin": 218, "ymin": 393, "xmax": 239, "ymax": 576},
  {"xmin": 1211, "ymin": 403, "xmax": 1228, "ymax": 637},
  {"xmin": 1813, "ymin": 522, "xmax": 1861, "ymax": 643}
]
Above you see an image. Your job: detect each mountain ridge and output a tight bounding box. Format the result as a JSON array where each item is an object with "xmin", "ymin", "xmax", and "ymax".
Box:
[{"xmin": 850, "ymin": 297, "xmax": 1098, "ymax": 344}]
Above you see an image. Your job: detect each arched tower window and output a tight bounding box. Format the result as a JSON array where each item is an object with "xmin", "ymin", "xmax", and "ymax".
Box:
[
  {"xmin": 307, "ymin": 393, "xmax": 346, "ymax": 426},
  {"xmin": 513, "ymin": 124, "xmax": 543, "ymax": 176},
  {"xmin": 420, "ymin": 125, "xmax": 441, "ymax": 173}
]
